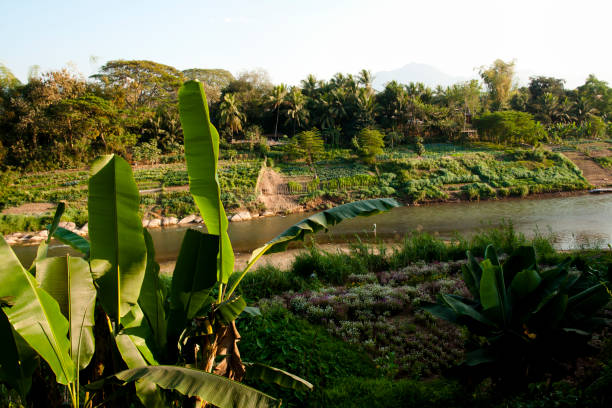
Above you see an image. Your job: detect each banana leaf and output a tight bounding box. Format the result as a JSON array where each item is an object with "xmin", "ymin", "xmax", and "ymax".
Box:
[
  {"xmin": 244, "ymin": 362, "xmax": 313, "ymax": 392},
  {"xmin": 479, "ymin": 259, "xmax": 508, "ymax": 325},
  {"xmin": 0, "ymin": 237, "xmax": 74, "ymax": 385},
  {"xmin": 179, "ymin": 80, "xmax": 234, "ymax": 283},
  {"xmin": 167, "ymin": 229, "xmax": 219, "ymax": 348},
  {"xmin": 53, "ymin": 227, "xmax": 90, "ymax": 258},
  {"xmin": 248, "ymin": 198, "xmax": 399, "ymax": 267},
  {"xmin": 91, "ymin": 365, "xmax": 282, "ymax": 408},
  {"xmin": 225, "ymin": 198, "xmax": 401, "ymax": 299},
  {"xmin": 46, "ymin": 202, "xmax": 65, "ymax": 242},
  {"xmin": 0, "ymin": 311, "xmax": 38, "ymax": 398},
  {"xmin": 138, "ymin": 230, "xmax": 167, "ymax": 353},
  {"xmin": 88, "ymin": 154, "xmax": 147, "ymax": 324},
  {"xmin": 217, "ymin": 296, "xmax": 247, "ymax": 325},
  {"xmin": 36, "ymin": 255, "xmax": 96, "ymax": 370}
]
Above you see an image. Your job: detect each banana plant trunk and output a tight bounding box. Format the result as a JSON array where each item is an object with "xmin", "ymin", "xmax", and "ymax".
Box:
[{"xmin": 193, "ymin": 321, "xmax": 245, "ymax": 408}]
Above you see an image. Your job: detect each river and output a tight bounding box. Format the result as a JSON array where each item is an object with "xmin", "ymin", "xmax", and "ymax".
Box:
[{"xmin": 12, "ymin": 193, "xmax": 612, "ymax": 266}]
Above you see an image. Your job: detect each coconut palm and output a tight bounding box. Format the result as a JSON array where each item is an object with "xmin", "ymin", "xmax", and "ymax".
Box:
[
  {"xmin": 357, "ymin": 69, "xmax": 374, "ymax": 93},
  {"xmin": 284, "ymin": 88, "xmax": 309, "ymax": 136},
  {"xmin": 268, "ymin": 84, "xmax": 288, "ymax": 139},
  {"xmin": 218, "ymin": 93, "xmax": 245, "ymax": 142},
  {"xmin": 300, "ymin": 74, "xmax": 319, "ymax": 98}
]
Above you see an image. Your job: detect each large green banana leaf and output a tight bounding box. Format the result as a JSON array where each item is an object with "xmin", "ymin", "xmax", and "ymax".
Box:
[
  {"xmin": 248, "ymin": 198, "xmax": 400, "ymax": 263},
  {"xmin": 115, "ymin": 303, "xmax": 164, "ymax": 408},
  {"xmin": 94, "ymin": 365, "xmax": 281, "ymax": 408},
  {"xmin": 53, "ymin": 227, "xmax": 90, "ymax": 258},
  {"xmin": 88, "ymin": 154, "xmax": 147, "ymax": 324},
  {"xmin": 244, "ymin": 362, "xmax": 313, "ymax": 392},
  {"xmin": 179, "ymin": 80, "xmax": 234, "ymax": 283},
  {"xmin": 0, "ymin": 311, "xmax": 38, "ymax": 398},
  {"xmin": 0, "ymin": 237, "xmax": 74, "ymax": 385},
  {"xmin": 138, "ymin": 230, "xmax": 167, "ymax": 353},
  {"xmin": 226, "ymin": 198, "xmax": 400, "ymax": 298},
  {"xmin": 36, "ymin": 255, "xmax": 96, "ymax": 370},
  {"xmin": 167, "ymin": 229, "xmax": 218, "ymax": 348},
  {"xmin": 479, "ymin": 258, "xmax": 509, "ymax": 325}
]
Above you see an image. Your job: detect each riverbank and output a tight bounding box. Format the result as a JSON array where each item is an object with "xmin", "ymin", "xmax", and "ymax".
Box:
[{"xmin": 3, "ymin": 140, "xmax": 612, "ymax": 241}]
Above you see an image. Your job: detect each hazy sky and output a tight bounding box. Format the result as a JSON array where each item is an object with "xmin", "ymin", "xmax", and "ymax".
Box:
[{"xmin": 2, "ymin": 0, "xmax": 611, "ymax": 89}]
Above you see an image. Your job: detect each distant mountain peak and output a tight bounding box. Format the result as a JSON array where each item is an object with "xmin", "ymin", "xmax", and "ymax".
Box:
[{"xmin": 373, "ymin": 63, "xmax": 470, "ymax": 90}]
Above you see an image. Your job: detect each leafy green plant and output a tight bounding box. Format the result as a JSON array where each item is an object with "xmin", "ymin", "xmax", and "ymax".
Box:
[
  {"xmin": 423, "ymin": 245, "xmax": 610, "ymax": 386},
  {"xmin": 0, "ymin": 81, "xmax": 400, "ymax": 408}
]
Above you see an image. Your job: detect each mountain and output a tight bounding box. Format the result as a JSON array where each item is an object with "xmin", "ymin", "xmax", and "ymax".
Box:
[{"xmin": 373, "ymin": 63, "xmax": 471, "ymax": 90}]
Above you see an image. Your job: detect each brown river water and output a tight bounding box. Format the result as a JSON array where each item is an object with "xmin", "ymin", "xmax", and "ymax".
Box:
[{"xmin": 12, "ymin": 194, "xmax": 612, "ymax": 267}]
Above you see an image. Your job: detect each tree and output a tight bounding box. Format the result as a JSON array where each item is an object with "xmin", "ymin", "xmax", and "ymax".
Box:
[
  {"xmin": 284, "ymin": 88, "xmax": 309, "ymax": 135},
  {"xmin": 296, "ymin": 129, "xmax": 324, "ymax": 177},
  {"xmin": 354, "ymin": 128, "xmax": 384, "ymax": 164},
  {"xmin": 218, "ymin": 93, "xmax": 245, "ymax": 141},
  {"xmin": 473, "ymin": 110, "xmax": 546, "ymax": 145},
  {"xmin": 577, "ymin": 75, "xmax": 612, "ymax": 119},
  {"xmin": 182, "ymin": 68, "xmax": 234, "ymax": 103},
  {"xmin": 91, "ymin": 60, "xmax": 183, "ymax": 110},
  {"xmin": 268, "ymin": 84, "xmax": 288, "ymax": 139},
  {"xmin": 0, "ymin": 63, "xmax": 21, "ymax": 90},
  {"xmin": 479, "ymin": 59, "xmax": 516, "ymax": 111},
  {"xmin": 357, "ymin": 69, "xmax": 374, "ymax": 94}
]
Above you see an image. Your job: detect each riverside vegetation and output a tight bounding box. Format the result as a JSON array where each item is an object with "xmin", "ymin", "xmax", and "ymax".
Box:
[
  {"xmin": 1, "ymin": 72, "xmax": 611, "ymax": 407},
  {"xmin": 2, "ymin": 58, "xmax": 612, "ymax": 234}
]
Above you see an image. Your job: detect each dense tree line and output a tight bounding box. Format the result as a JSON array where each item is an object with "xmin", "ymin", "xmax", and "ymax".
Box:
[{"xmin": 0, "ymin": 59, "xmax": 610, "ymax": 170}]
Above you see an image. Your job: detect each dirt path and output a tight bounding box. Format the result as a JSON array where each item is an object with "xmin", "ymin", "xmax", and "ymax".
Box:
[
  {"xmin": 563, "ymin": 151, "xmax": 612, "ymax": 187},
  {"xmin": 257, "ymin": 168, "xmax": 299, "ymax": 213}
]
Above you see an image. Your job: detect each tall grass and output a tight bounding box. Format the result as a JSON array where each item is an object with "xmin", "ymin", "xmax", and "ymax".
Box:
[{"xmin": 237, "ymin": 223, "xmax": 557, "ymax": 300}]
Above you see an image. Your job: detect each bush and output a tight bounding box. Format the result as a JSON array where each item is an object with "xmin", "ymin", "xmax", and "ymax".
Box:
[
  {"xmin": 323, "ymin": 377, "xmax": 467, "ymax": 408},
  {"xmin": 132, "ymin": 141, "xmax": 161, "ymax": 164},
  {"xmin": 474, "ymin": 111, "xmax": 547, "ymax": 145},
  {"xmin": 233, "ymin": 264, "xmax": 315, "ymax": 300},
  {"xmin": 238, "ymin": 305, "xmax": 379, "ymax": 407},
  {"xmin": 291, "ymin": 246, "xmax": 366, "ymax": 284}
]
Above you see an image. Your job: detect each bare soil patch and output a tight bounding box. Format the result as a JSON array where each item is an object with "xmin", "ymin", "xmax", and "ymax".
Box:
[
  {"xmin": 563, "ymin": 151, "xmax": 612, "ymax": 187},
  {"xmin": 257, "ymin": 168, "xmax": 300, "ymax": 213},
  {"xmin": 2, "ymin": 202, "xmax": 55, "ymax": 215}
]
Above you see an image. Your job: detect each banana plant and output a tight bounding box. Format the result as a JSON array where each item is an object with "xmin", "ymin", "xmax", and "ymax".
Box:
[
  {"xmin": 422, "ymin": 245, "xmax": 610, "ymax": 382},
  {"xmin": 0, "ymin": 80, "xmax": 401, "ymax": 407}
]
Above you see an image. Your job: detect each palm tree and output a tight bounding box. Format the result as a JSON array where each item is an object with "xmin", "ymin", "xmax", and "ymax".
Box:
[
  {"xmin": 358, "ymin": 69, "xmax": 374, "ymax": 93},
  {"xmin": 218, "ymin": 93, "xmax": 245, "ymax": 142},
  {"xmin": 574, "ymin": 96, "xmax": 599, "ymax": 124},
  {"xmin": 284, "ymin": 88, "xmax": 309, "ymax": 136},
  {"xmin": 355, "ymin": 88, "xmax": 377, "ymax": 129},
  {"xmin": 268, "ymin": 84, "xmax": 288, "ymax": 139},
  {"xmin": 300, "ymin": 74, "xmax": 319, "ymax": 98}
]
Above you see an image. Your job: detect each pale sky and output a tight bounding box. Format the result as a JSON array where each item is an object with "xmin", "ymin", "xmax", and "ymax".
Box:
[{"xmin": 1, "ymin": 0, "xmax": 611, "ymax": 89}]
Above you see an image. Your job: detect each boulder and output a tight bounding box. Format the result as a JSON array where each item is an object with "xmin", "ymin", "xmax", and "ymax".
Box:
[
  {"xmin": 233, "ymin": 211, "xmax": 252, "ymax": 222},
  {"xmin": 148, "ymin": 219, "xmax": 162, "ymax": 228},
  {"xmin": 194, "ymin": 216, "xmax": 203, "ymax": 223},
  {"xmin": 37, "ymin": 230, "xmax": 49, "ymax": 238},
  {"xmin": 162, "ymin": 217, "xmax": 178, "ymax": 227},
  {"xmin": 262, "ymin": 211, "xmax": 274, "ymax": 217},
  {"xmin": 178, "ymin": 214, "xmax": 197, "ymax": 224},
  {"xmin": 79, "ymin": 223, "xmax": 88, "ymax": 234},
  {"xmin": 142, "ymin": 219, "xmax": 150, "ymax": 228},
  {"xmin": 59, "ymin": 221, "xmax": 77, "ymax": 231}
]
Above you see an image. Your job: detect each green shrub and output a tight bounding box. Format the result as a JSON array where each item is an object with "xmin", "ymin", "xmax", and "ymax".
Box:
[
  {"xmin": 238, "ymin": 305, "xmax": 379, "ymax": 407},
  {"xmin": 323, "ymin": 377, "xmax": 467, "ymax": 408},
  {"xmin": 510, "ymin": 185, "xmax": 530, "ymax": 197},
  {"xmin": 291, "ymin": 246, "xmax": 366, "ymax": 284},
  {"xmin": 233, "ymin": 264, "xmax": 316, "ymax": 300}
]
